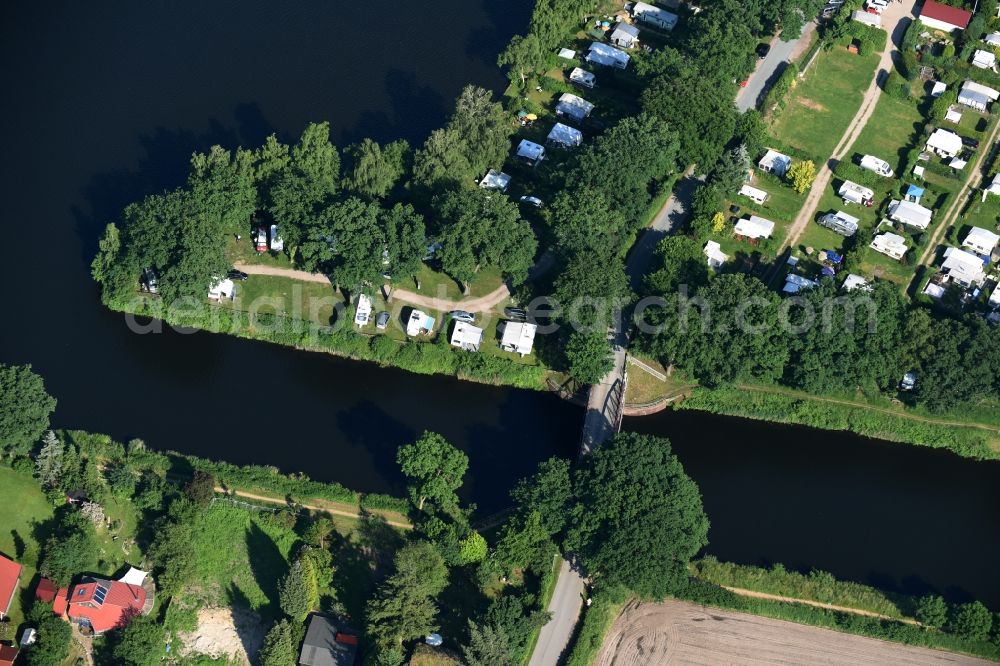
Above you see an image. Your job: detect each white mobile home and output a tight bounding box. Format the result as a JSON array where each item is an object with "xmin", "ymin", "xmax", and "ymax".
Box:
[
  {"xmin": 703, "ymin": 240, "xmax": 728, "ymax": 269},
  {"xmin": 941, "ymin": 247, "xmax": 987, "ymax": 287},
  {"xmin": 818, "ymin": 210, "xmax": 859, "ymax": 236},
  {"xmin": 450, "ymin": 321, "xmax": 484, "ymax": 352},
  {"xmin": 568, "ymin": 67, "xmax": 596, "ymax": 89},
  {"xmin": 734, "ymin": 215, "xmax": 775, "ymax": 240},
  {"xmin": 972, "ymin": 49, "xmax": 997, "ymax": 70},
  {"xmin": 516, "ymin": 139, "xmax": 545, "ymax": 165},
  {"xmin": 859, "ymin": 154, "xmax": 894, "ymax": 177},
  {"xmin": 586, "ymin": 42, "xmax": 630, "ymax": 69},
  {"xmin": 479, "ymin": 169, "xmax": 511, "ymax": 192},
  {"xmin": 609, "ymin": 22, "xmax": 640, "ymax": 49},
  {"xmin": 207, "ymin": 278, "xmax": 235, "ymax": 301},
  {"xmin": 632, "ymin": 2, "xmax": 679, "ymax": 30},
  {"xmin": 354, "ymin": 294, "xmax": 372, "ymax": 327},
  {"xmin": 842, "ymin": 273, "xmax": 872, "ymax": 292},
  {"xmin": 958, "ymin": 80, "xmax": 1000, "ymax": 111},
  {"xmin": 546, "ymin": 122, "xmax": 583, "ymax": 148},
  {"xmin": 888, "ymin": 199, "xmax": 933, "ymax": 230},
  {"xmin": 738, "ymin": 184, "xmax": 768, "ymax": 204},
  {"xmin": 758, "ymin": 149, "xmax": 791, "ymax": 177},
  {"xmin": 555, "ymin": 93, "xmax": 595, "ymax": 122},
  {"xmin": 962, "ymin": 226, "xmax": 1000, "ymax": 256},
  {"xmin": 870, "ymin": 232, "xmax": 908, "ymax": 260},
  {"xmin": 838, "ymin": 180, "xmax": 874, "ymax": 206},
  {"xmin": 499, "ymin": 321, "xmax": 537, "ymax": 356},
  {"xmin": 406, "ymin": 310, "xmax": 435, "ymax": 337},
  {"xmin": 926, "ymin": 128, "xmax": 963, "ymax": 158}
]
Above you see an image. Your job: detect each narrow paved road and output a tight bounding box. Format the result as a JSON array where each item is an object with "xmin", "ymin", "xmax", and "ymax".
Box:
[
  {"xmin": 736, "ymin": 24, "xmax": 816, "ymax": 113},
  {"xmin": 780, "ymin": 1, "xmax": 916, "ymax": 257},
  {"xmin": 529, "ymin": 558, "xmax": 586, "ymax": 666},
  {"xmin": 625, "ymin": 174, "xmax": 702, "ymax": 289}
]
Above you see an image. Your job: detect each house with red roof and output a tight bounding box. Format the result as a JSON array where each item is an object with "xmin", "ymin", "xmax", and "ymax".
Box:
[
  {"xmin": 0, "ymin": 644, "xmax": 19, "ymax": 666},
  {"xmin": 920, "ymin": 0, "xmax": 973, "ymax": 32},
  {"xmin": 35, "ymin": 577, "xmax": 58, "ymax": 604},
  {"xmin": 66, "ymin": 568, "xmax": 153, "ymax": 634},
  {"xmin": 0, "ymin": 554, "xmax": 22, "ymax": 620}
]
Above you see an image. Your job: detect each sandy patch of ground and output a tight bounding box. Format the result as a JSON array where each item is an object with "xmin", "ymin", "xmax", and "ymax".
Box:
[
  {"xmin": 797, "ymin": 97, "xmax": 827, "ymax": 112},
  {"xmin": 595, "ymin": 600, "xmax": 992, "ymax": 666},
  {"xmin": 177, "ymin": 606, "xmax": 264, "ymax": 665}
]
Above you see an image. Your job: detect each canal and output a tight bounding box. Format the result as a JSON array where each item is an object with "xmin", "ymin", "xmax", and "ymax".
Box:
[{"xmin": 1, "ymin": 1, "xmax": 997, "ymax": 607}]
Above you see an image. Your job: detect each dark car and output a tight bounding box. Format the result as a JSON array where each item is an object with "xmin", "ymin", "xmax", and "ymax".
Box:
[
  {"xmin": 227, "ymin": 269, "xmax": 249, "ymax": 281},
  {"xmin": 376, "ymin": 311, "xmax": 390, "ymax": 330},
  {"xmin": 756, "ymin": 43, "xmax": 771, "ymax": 59},
  {"xmin": 961, "ymin": 136, "xmax": 980, "ymax": 148},
  {"xmin": 504, "ymin": 307, "xmax": 527, "ymax": 321}
]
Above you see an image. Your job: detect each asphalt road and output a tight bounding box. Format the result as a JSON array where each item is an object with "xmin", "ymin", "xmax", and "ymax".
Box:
[
  {"xmin": 625, "ymin": 174, "xmax": 703, "ymax": 290},
  {"xmin": 528, "ymin": 558, "xmax": 586, "ymax": 666},
  {"xmin": 736, "ymin": 28, "xmax": 811, "ymax": 113}
]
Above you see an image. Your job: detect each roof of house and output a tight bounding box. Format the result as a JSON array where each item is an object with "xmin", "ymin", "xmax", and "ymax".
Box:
[
  {"xmin": 479, "ymin": 169, "xmax": 510, "ymax": 191},
  {"xmin": 962, "ymin": 80, "xmax": 1000, "ymax": 101},
  {"xmin": 839, "ymin": 180, "xmax": 874, "ymax": 198},
  {"xmin": 958, "ymin": 88, "xmax": 991, "ymax": 108},
  {"xmin": 0, "ymin": 645, "xmax": 18, "ymax": 666},
  {"xmin": 558, "ymin": 48, "xmax": 576, "ymax": 59},
  {"xmin": 734, "ymin": 215, "xmax": 775, "ymax": 239},
  {"xmin": 973, "ymin": 49, "xmax": 996, "ymax": 67},
  {"xmin": 963, "ymin": 226, "xmax": 1000, "ymax": 252},
  {"xmin": 986, "ymin": 32, "xmax": 1000, "ymax": 46},
  {"xmin": 556, "ymin": 93, "xmax": 595, "ymax": 119},
  {"xmin": 0, "ymin": 554, "xmax": 22, "ymax": 616},
  {"xmin": 406, "ymin": 310, "xmax": 435, "ymax": 335},
  {"xmin": 633, "ymin": 1, "xmax": 678, "ymax": 25},
  {"xmin": 942, "ymin": 246, "xmax": 987, "ymax": 282},
  {"xmin": 450, "ymin": 322, "xmax": 484, "ymax": 350},
  {"xmin": 931, "ymin": 80, "xmax": 947, "ymax": 95},
  {"xmin": 517, "ymin": 139, "xmax": 545, "ymax": 161},
  {"xmin": 739, "ymin": 184, "xmax": 768, "ymax": 200},
  {"xmin": 547, "ymin": 122, "xmax": 583, "ymax": 147},
  {"xmin": 500, "ymin": 321, "xmax": 537, "ymax": 354},
  {"xmin": 703, "ymin": 240, "xmax": 728, "ymax": 266},
  {"xmin": 53, "ymin": 587, "xmax": 69, "ymax": 617},
  {"xmin": 872, "ymin": 232, "xmax": 908, "ymax": 249},
  {"xmin": 569, "ymin": 67, "xmax": 595, "ymax": 85},
  {"xmin": 842, "ymin": 273, "xmax": 871, "ymax": 292},
  {"xmin": 759, "ymin": 149, "xmax": 791, "ymax": 170},
  {"xmin": 906, "ymin": 184, "xmax": 925, "ymax": 198},
  {"xmin": 920, "ymin": 0, "xmax": 972, "ymax": 29},
  {"xmin": 927, "ymin": 128, "xmax": 963, "ymax": 154},
  {"xmin": 299, "ymin": 615, "xmax": 359, "ymax": 666},
  {"xmin": 67, "ymin": 578, "xmax": 148, "ymax": 634},
  {"xmin": 783, "ymin": 273, "xmax": 818, "ymax": 294},
  {"xmin": 611, "ymin": 22, "xmax": 640, "ymax": 39},
  {"xmin": 36, "ymin": 578, "xmax": 58, "ymax": 603},
  {"xmin": 586, "ymin": 41, "xmax": 630, "ymax": 67},
  {"xmin": 889, "ymin": 199, "xmax": 933, "ymax": 228}
]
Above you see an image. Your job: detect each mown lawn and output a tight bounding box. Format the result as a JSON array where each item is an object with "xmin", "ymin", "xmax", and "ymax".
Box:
[
  {"xmin": 0, "ymin": 467, "xmax": 54, "ymax": 628},
  {"xmin": 221, "ymin": 274, "xmax": 344, "ymax": 326},
  {"xmin": 709, "ymin": 173, "xmax": 805, "ymax": 261},
  {"xmin": 847, "ymin": 93, "xmax": 924, "ymax": 176},
  {"xmin": 768, "ymin": 48, "xmax": 880, "ymax": 163},
  {"xmin": 961, "ymin": 191, "xmax": 1000, "ymax": 231}
]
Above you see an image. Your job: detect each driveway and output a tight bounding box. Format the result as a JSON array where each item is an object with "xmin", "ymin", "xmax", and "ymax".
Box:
[
  {"xmin": 625, "ymin": 174, "xmax": 703, "ymax": 290},
  {"xmin": 736, "ymin": 24, "xmax": 816, "ymax": 113}
]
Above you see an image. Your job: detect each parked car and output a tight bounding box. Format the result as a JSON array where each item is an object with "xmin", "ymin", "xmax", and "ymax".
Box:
[
  {"xmin": 255, "ymin": 227, "xmax": 268, "ymax": 253},
  {"xmin": 519, "ymin": 195, "xmax": 543, "ymax": 208},
  {"xmin": 269, "ymin": 224, "xmax": 284, "ymax": 252},
  {"xmin": 376, "ymin": 311, "xmax": 390, "ymax": 330},
  {"xmin": 756, "ymin": 43, "xmax": 771, "ymax": 59},
  {"xmin": 227, "ymin": 269, "xmax": 248, "ymax": 281},
  {"xmin": 141, "ymin": 268, "xmax": 158, "ymax": 294},
  {"xmin": 449, "ymin": 310, "xmax": 475, "ymax": 323},
  {"xmin": 504, "ymin": 307, "xmax": 527, "ymax": 321},
  {"xmin": 962, "ymin": 136, "xmax": 980, "ymax": 148}
]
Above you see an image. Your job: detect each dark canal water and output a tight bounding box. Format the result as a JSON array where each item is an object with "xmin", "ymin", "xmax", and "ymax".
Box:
[{"xmin": 1, "ymin": 2, "xmax": 998, "ymax": 607}]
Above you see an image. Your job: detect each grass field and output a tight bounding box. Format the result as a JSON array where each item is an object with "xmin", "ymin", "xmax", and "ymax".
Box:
[
  {"xmin": 847, "ymin": 93, "xmax": 924, "ymax": 177},
  {"xmin": 709, "ymin": 173, "xmax": 806, "ymax": 262},
  {"xmin": 768, "ymin": 48, "xmax": 880, "ymax": 163},
  {"xmin": 0, "ymin": 467, "xmax": 54, "ymax": 628}
]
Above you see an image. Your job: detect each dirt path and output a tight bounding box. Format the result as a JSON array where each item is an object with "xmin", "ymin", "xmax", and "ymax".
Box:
[
  {"xmin": 721, "ymin": 586, "xmax": 919, "ymax": 625},
  {"xmin": 215, "ymin": 487, "xmax": 412, "ymax": 529},
  {"xmin": 915, "ymin": 120, "xmax": 1000, "ymax": 268},
  {"xmin": 780, "ymin": 2, "xmax": 915, "ymax": 258},
  {"xmin": 233, "ymin": 262, "xmax": 511, "ymax": 313},
  {"xmin": 594, "ymin": 599, "xmax": 992, "ymax": 666}
]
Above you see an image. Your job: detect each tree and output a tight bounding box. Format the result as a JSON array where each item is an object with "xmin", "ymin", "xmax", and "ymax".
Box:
[
  {"xmin": 550, "ymin": 188, "xmax": 629, "ymax": 258},
  {"xmin": 787, "ymin": 160, "xmax": 816, "ymax": 193},
  {"xmin": 259, "ymin": 619, "xmax": 297, "ymax": 666},
  {"xmin": 397, "ymin": 432, "xmax": 469, "ymax": 511},
  {"xmin": 948, "ymin": 601, "xmax": 993, "ymax": 641},
  {"xmin": 459, "ymin": 531, "xmax": 488, "ymax": 564},
  {"xmin": 915, "ymin": 594, "xmax": 948, "ymax": 629},
  {"xmin": 411, "ymin": 128, "xmax": 474, "ymax": 192},
  {"xmin": 494, "ymin": 511, "xmax": 555, "ymax": 573},
  {"xmin": 109, "ymin": 616, "xmax": 164, "ymax": 666},
  {"xmin": 734, "ymin": 110, "xmax": 768, "ymax": 160},
  {"xmin": 712, "ymin": 144, "xmax": 751, "ymax": 194},
  {"xmin": 643, "ymin": 235, "xmax": 710, "ymax": 296},
  {"xmin": 39, "ymin": 511, "xmax": 99, "ymax": 586},
  {"xmin": 483, "ymin": 593, "xmax": 549, "ymax": 661},
  {"xmin": 34, "ymin": 430, "xmax": 64, "ymax": 488},
  {"xmin": 253, "ymin": 134, "xmax": 292, "ymax": 195},
  {"xmin": 553, "ymin": 254, "xmax": 631, "ymax": 329},
  {"xmin": 510, "ymin": 457, "xmax": 573, "ymax": 536},
  {"xmin": 299, "ymin": 197, "xmax": 384, "ymax": 287},
  {"xmin": 447, "ymin": 85, "xmax": 513, "ymax": 178},
  {"xmin": 23, "ymin": 606, "xmax": 72, "ymax": 666},
  {"xmin": 462, "ymin": 621, "xmax": 513, "ymax": 666},
  {"xmin": 498, "ymin": 33, "xmax": 543, "ymax": 87},
  {"xmin": 183, "ymin": 470, "xmax": 216, "ymax": 506},
  {"xmin": 382, "ymin": 203, "xmax": 426, "ymax": 281},
  {"xmin": 279, "ymin": 557, "xmax": 318, "ymax": 621},
  {"xmin": 0, "ymin": 363, "xmax": 57, "ymax": 458},
  {"xmin": 346, "ymin": 138, "xmax": 410, "ymax": 198},
  {"xmin": 269, "ymin": 122, "xmax": 340, "ymax": 248},
  {"xmin": 188, "ymin": 145, "xmax": 257, "ymax": 235},
  {"xmin": 564, "ymin": 331, "xmax": 614, "ymax": 385},
  {"xmin": 91, "ymin": 222, "xmax": 133, "ymax": 299},
  {"xmin": 366, "ymin": 541, "xmax": 449, "ymax": 649},
  {"xmin": 567, "ymin": 432, "xmax": 709, "ymax": 598}
]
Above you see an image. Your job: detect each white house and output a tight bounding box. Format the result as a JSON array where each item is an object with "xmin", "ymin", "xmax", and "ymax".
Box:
[
  {"xmin": 870, "ymin": 232, "xmax": 908, "ymax": 260},
  {"xmin": 568, "ymin": 67, "xmax": 596, "ymax": 89},
  {"xmin": 888, "ymin": 199, "xmax": 933, "ymax": 230},
  {"xmin": 516, "ymin": 139, "xmax": 545, "ymax": 165},
  {"xmin": 586, "ymin": 42, "xmax": 630, "ymax": 69},
  {"xmin": 609, "ymin": 22, "xmax": 640, "ymax": 49},
  {"xmin": 986, "ymin": 32, "xmax": 1000, "ymax": 46},
  {"xmin": 972, "ymin": 49, "xmax": 997, "ymax": 70},
  {"xmin": 207, "ymin": 278, "xmax": 235, "ymax": 301},
  {"xmin": 703, "ymin": 240, "xmax": 728, "ymax": 269},
  {"xmin": 940, "ymin": 246, "xmax": 987, "ymax": 287},
  {"xmin": 738, "ymin": 184, "xmax": 768, "ymax": 204},
  {"xmin": 354, "ymin": 294, "xmax": 372, "ymax": 327},
  {"xmin": 406, "ymin": 310, "xmax": 435, "ymax": 336},
  {"xmin": 499, "ymin": 321, "xmax": 537, "ymax": 356},
  {"xmin": 479, "ymin": 169, "xmax": 511, "ymax": 192},
  {"xmin": 555, "ymin": 93, "xmax": 595, "ymax": 122},
  {"xmin": 958, "ymin": 80, "xmax": 1000, "ymax": 111},
  {"xmin": 925, "ymin": 128, "xmax": 963, "ymax": 158},
  {"xmin": 962, "ymin": 226, "xmax": 1000, "ymax": 256},
  {"xmin": 632, "ymin": 2, "xmax": 679, "ymax": 30},
  {"xmin": 931, "ymin": 81, "xmax": 947, "ymax": 97},
  {"xmin": 758, "ymin": 149, "xmax": 791, "ymax": 177},
  {"xmin": 919, "ymin": 0, "xmax": 972, "ymax": 33},
  {"xmin": 546, "ymin": 122, "xmax": 583, "ymax": 148},
  {"xmin": 558, "ymin": 48, "xmax": 576, "ymax": 60},
  {"xmin": 734, "ymin": 215, "xmax": 775, "ymax": 240},
  {"xmin": 859, "ymin": 154, "xmax": 893, "ymax": 177},
  {"xmin": 839, "ymin": 180, "xmax": 874, "ymax": 206},
  {"xmin": 945, "ymin": 107, "xmax": 963, "ymax": 123},
  {"xmin": 842, "ymin": 273, "xmax": 872, "ymax": 292},
  {"xmin": 450, "ymin": 321, "xmax": 484, "ymax": 351}
]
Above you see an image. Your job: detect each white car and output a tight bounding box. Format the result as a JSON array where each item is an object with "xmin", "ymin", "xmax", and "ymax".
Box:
[
  {"xmin": 354, "ymin": 294, "xmax": 372, "ymax": 327},
  {"xmin": 269, "ymin": 224, "xmax": 284, "ymax": 252},
  {"xmin": 519, "ymin": 195, "xmax": 543, "ymax": 208}
]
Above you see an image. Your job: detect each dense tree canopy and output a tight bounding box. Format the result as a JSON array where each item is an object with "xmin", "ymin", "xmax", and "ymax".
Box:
[
  {"xmin": 397, "ymin": 431, "xmax": 469, "ymax": 512},
  {"xmin": 366, "ymin": 541, "xmax": 449, "ymax": 650},
  {"xmin": 0, "ymin": 363, "xmax": 57, "ymax": 457}
]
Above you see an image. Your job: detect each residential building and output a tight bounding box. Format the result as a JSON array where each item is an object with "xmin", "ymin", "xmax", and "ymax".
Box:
[
  {"xmin": 207, "ymin": 277, "xmax": 235, "ymax": 301},
  {"xmin": 546, "ymin": 122, "xmax": 583, "ymax": 148},
  {"xmin": 0, "ymin": 646, "xmax": 18, "ymax": 666},
  {"xmin": 585, "ymin": 42, "xmax": 630, "ymax": 68},
  {"xmin": 940, "ymin": 246, "xmax": 987, "ymax": 287},
  {"xmin": 888, "ymin": 199, "xmax": 932, "ymax": 230},
  {"xmin": 738, "ymin": 184, "xmax": 768, "ymax": 204},
  {"xmin": 839, "ymin": 180, "xmax": 874, "ymax": 206},
  {"xmin": 609, "ymin": 22, "xmax": 640, "ymax": 49},
  {"xmin": 0, "ymin": 554, "xmax": 21, "ymax": 620},
  {"xmin": 479, "ymin": 169, "xmax": 511, "ymax": 192},
  {"xmin": 555, "ymin": 93, "xmax": 595, "ymax": 122},
  {"xmin": 931, "ymin": 81, "xmax": 947, "ymax": 97},
  {"xmin": 870, "ymin": 232, "xmax": 908, "ymax": 260},
  {"xmin": 703, "ymin": 240, "xmax": 728, "ymax": 269},
  {"xmin": 631, "ymin": 2, "xmax": 678, "ymax": 30},
  {"xmin": 734, "ymin": 215, "xmax": 775, "ymax": 240},
  {"xmin": 958, "ymin": 80, "xmax": 1000, "ymax": 111},
  {"xmin": 926, "ymin": 128, "xmax": 963, "ymax": 158},
  {"xmin": 973, "ymin": 49, "xmax": 997, "ymax": 69},
  {"xmin": 758, "ymin": 149, "xmax": 791, "ymax": 177},
  {"xmin": 919, "ymin": 0, "xmax": 972, "ymax": 32},
  {"xmin": 904, "ymin": 183, "xmax": 924, "ymax": 204},
  {"xmin": 406, "ymin": 310, "xmax": 435, "ymax": 337},
  {"xmin": 817, "ymin": 210, "xmax": 859, "ymax": 236},
  {"xmin": 962, "ymin": 226, "xmax": 1000, "ymax": 256},
  {"xmin": 500, "ymin": 321, "xmax": 537, "ymax": 356},
  {"xmin": 450, "ymin": 321, "xmax": 483, "ymax": 352},
  {"xmin": 67, "ymin": 570, "xmax": 152, "ymax": 634},
  {"xmin": 516, "ymin": 139, "xmax": 545, "ymax": 165},
  {"xmin": 568, "ymin": 67, "xmax": 596, "ymax": 89},
  {"xmin": 299, "ymin": 614, "xmax": 359, "ymax": 666}
]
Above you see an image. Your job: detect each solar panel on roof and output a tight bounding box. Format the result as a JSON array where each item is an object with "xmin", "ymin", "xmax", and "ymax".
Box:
[{"xmin": 93, "ymin": 585, "xmax": 108, "ymax": 604}]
